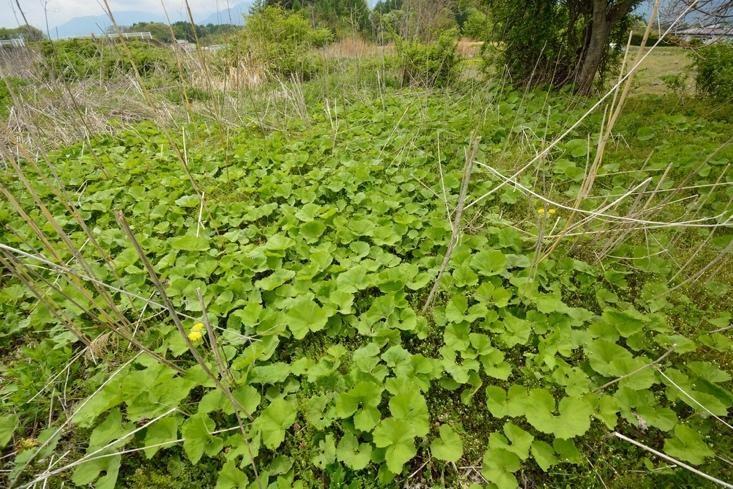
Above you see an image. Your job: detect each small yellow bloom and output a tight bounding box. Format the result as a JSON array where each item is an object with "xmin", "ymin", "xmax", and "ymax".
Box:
[
  {"xmin": 537, "ymin": 208, "xmax": 545, "ymax": 214},
  {"xmin": 188, "ymin": 330, "xmax": 203, "ymax": 343},
  {"xmin": 19, "ymin": 438, "xmax": 38, "ymax": 450},
  {"xmin": 548, "ymin": 208, "xmax": 557, "ymax": 215},
  {"xmin": 192, "ymin": 322, "xmax": 205, "ymax": 333}
]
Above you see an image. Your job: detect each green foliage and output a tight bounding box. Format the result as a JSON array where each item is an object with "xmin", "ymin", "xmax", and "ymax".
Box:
[
  {"xmin": 0, "ymin": 25, "xmax": 44, "ymax": 41},
  {"xmin": 396, "ymin": 29, "xmax": 459, "ymax": 87},
  {"xmin": 38, "ymin": 39, "xmax": 176, "ymax": 81},
  {"xmin": 485, "ymin": 0, "xmax": 639, "ymax": 90},
  {"xmin": 0, "ymin": 77, "xmax": 26, "ymax": 118},
  {"xmin": 461, "ymin": 7, "xmax": 491, "ymax": 40},
  {"xmin": 693, "ymin": 43, "xmax": 733, "ymax": 102},
  {"xmin": 1, "ymin": 84, "xmax": 732, "ymax": 488},
  {"xmin": 227, "ymin": 6, "xmax": 333, "ymax": 79},
  {"xmin": 124, "ymin": 22, "xmax": 240, "ymax": 44}
]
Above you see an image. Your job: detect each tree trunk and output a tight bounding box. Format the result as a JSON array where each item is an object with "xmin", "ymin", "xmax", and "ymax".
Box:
[{"xmin": 576, "ymin": 0, "xmax": 611, "ymax": 94}]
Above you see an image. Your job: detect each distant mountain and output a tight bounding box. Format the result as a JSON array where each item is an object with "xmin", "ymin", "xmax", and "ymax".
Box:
[
  {"xmin": 51, "ymin": 3, "xmax": 252, "ymax": 39},
  {"xmin": 200, "ymin": 3, "xmax": 252, "ymax": 26}
]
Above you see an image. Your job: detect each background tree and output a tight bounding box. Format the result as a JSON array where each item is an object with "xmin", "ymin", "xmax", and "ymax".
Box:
[
  {"xmin": 488, "ymin": 0, "xmax": 642, "ymax": 94},
  {"xmin": 263, "ymin": 0, "xmax": 371, "ymax": 34},
  {"xmin": 0, "ymin": 25, "xmax": 45, "ymax": 41}
]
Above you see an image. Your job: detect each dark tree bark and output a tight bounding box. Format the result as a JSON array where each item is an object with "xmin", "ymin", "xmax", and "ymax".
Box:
[
  {"xmin": 576, "ymin": 0, "xmax": 638, "ymax": 94},
  {"xmin": 576, "ymin": 0, "xmax": 611, "ymax": 94}
]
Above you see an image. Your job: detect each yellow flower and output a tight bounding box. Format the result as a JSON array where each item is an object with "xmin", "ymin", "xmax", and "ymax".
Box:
[
  {"xmin": 188, "ymin": 330, "xmax": 203, "ymax": 343},
  {"xmin": 192, "ymin": 322, "xmax": 205, "ymax": 333},
  {"xmin": 19, "ymin": 438, "xmax": 38, "ymax": 450},
  {"xmin": 548, "ymin": 208, "xmax": 557, "ymax": 215},
  {"xmin": 537, "ymin": 208, "xmax": 545, "ymax": 214}
]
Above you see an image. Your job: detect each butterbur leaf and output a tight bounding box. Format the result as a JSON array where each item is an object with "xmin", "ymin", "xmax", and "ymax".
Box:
[
  {"xmin": 170, "ymin": 234, "xmax": 209, "ymax": 251},
  {"xmin": 389, "ymin": 385, "xmax": 429, "ymax": 436},
  {"xmin": 471, "ymin": 249, "xmax": 507, "ymax": 276},
  {"xmin": 530, "ymin": 440, "xmax": 557, "ymax": 471},
  {"xmin": 253, "ymin": 396, "xmax": 297, "ymax": 450},
  {"xmin": 286, "ymin": 297, "xmax": 329, "ymax": 339},
  {"xmin": 301, "ymin": 220, "xmax": 326, "ymax": 242},
  {"xmin": 337, "ymin": 265, "xmax": 369, "ymax": 293},
  {"xmin": 337, "ymin": 432, "xmax": 372, "ymax": 470},
  {"xmin": 430, "ymin": 425, "xmax": 463, "ymax": 463},
  {"xmin": 663, "ymin": 424, "xmax": 714, "ymax": 465},
  {"xmin": 481, "ymin": 447, "xmax": 521, "ymax": 489},
  {"xmin": 216, "ymin": 460, "xmax": 247, "ymax": 489},
  {"xmin": 72, "ymin": 454, "xmax": 121, "ymax": 489},
  {"xmin": 445, "ymin": 295, "xmax": 468, "ymax": 323},
  {"xmin": 603, "ymin": 309, "xmax": 645, "ymax": 337},
  {"xmin": 372, "ymin": 417, "xmax": 417, "ymax": 474},
  {"xmin": 492, "ymin": 422, "xmax": 533, "ymax": 461},
  {"xmin": 312, "ymin": 434, "xmax": 336, "ymax": 469},
  {"xmin": 255, "ymin": 269, "xmax": 295, "ymax": 291},
  {"xmin": 144, "ymin": 417, "xmax": 179, "ymax": 458},
  {"xmin": 0, "ymin": 414, "xmax": 19, "ymax": 448},
  {"xmin": 182, "ymin": 413, "xmax": 222, "ymax": 464}
]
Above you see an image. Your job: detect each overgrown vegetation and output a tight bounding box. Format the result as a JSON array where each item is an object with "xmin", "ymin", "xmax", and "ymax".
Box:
[
  {"xmin": 0, "ymin": 2, "xmax": 732, "ymax": 489},
  {"xmin": 693, "ymin": 43, "xmax": 733, "ymax": 102},
  {"xmin": 38, "ymin": 39, "xmax": 176, "ymax": 81},
  {"xmin": 485, "ymin": 0, "xmax": 640, "ymax": 92},
  {"xmin": 227, "ymin": 6, "xmax": 333, "ymax": 79},
  {"xmin": 396, "ymin": 29, "xmax": 459, "ymax": 86}
]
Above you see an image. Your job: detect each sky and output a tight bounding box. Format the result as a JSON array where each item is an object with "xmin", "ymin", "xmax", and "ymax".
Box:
[{"xmin": 1, "ymin": 0, "xmax": 239, "ymax": 29}]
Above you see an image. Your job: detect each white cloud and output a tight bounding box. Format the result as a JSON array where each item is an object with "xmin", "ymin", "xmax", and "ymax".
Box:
[{"xmin": 2, "ymin": 0, "xmax": 237, "ymax": 29}]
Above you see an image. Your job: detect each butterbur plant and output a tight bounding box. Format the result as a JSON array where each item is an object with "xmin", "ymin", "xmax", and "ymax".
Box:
[{"xmin": 0, "ymin": 25, "xmax": 732, "ymax": 489}]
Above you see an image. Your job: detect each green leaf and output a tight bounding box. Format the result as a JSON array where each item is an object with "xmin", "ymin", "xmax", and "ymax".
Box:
[
  {"xmin": 253, "ymin": 397, "xmax": 297, "ymax": 450},
  {"xmin": 144, "ymin": 417, "xmax": 179, "ymax": 458},
  {"xmin": 471, "ymin": 250, "xmax": 507, "ymax": 276},
  {"xmin": 89, "ymin": 409, "xmax": 128, "ymax": 450},
  {"xmin": 255, "ymin": 269, "xmax": 295, "ymax": 291},
  {"xmin": 663, "ymin": 424, "xmax": 714, "ymax": 465},
  {"xmin": 481, "ymin": 447, "xmax": 521, "ymax": 489},
  {"xmin": 72, "ymin": 454, "xmax": 121, "ymax": 489},
  {"xmin": 531, "ymin": 440, "xmax": 557, "ymax": 471},
  {"xmin": 336, "ymin": 265, "xmax": 369, "ymax": 293},
  {"xmin": 285, "ymin": 297, "xmax": 329, "ymax": 339},
  {"xmin": 182, "ymin": 413, "xmax": 222, "ymax": 464},
  {"xmin": 0, "ymin": 414, "xmax": 18, "ymax": 448},
  {"xmin": 312, "ymin": 434, "xmax": 337, "ymax": 469},
  {"xmin": 430, "ymin": 425, "xmax": 463, "ymax": 463},
  {"xmin": 372, "ymin": 417, "xmax": 417, "ymax": 474},
  {"xmin": 603, "ymin": 309, "xmax": 645, "ymax": 337},
  {"xmin": 337, "ymin": 432, "xmax": 372, "ymax": 470},
  {"xmin": 301, "ymin": 220, "xmax": 326, "ymax": 242},
  {"xmin": 232, "ymin": 385, "xmax": 261, "ymax": 416},
  {"xmin": 389, "ymin": 385, "xmax": 429, "ymax": 437},
  {"xmin": 216, "ymin": 460, "xmax": 248, "ymax": 489},
  {"xmin": 335, "ymin": 381, "xmax": 383, "ymax": 418},
  {"xmin": 565, "ymin": 139, "xmax": 588, "ymax": 158},
  {"xmin": 170, "ymin": 234, "xmax": 210, "ymax": 252},
  {"xmin": 491, "ymin": 422, "xmax": 533, "ymax": 461}
]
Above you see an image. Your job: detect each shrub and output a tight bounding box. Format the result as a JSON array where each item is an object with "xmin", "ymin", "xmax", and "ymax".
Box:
[
  {"xmin": 693, "ymin": 43, "xmax": 733, "ymax": 102},
  {"xmin": 396, "ymin": 29, "xmax": 459, "ymax": 87},
  {"xmin": 0, "ymin": 77, "xmax": 26, "ymax": 117},
  {"xmin": 228, "ymin": 6, "xmax": 333, "ymax": 80},
  {"xmin": 462, "ymin": 7, "xmax": 491, "ymax": 40},
  {"xmin": 39, "ymin": 39, "xmax": 176, "ymax": 81}
]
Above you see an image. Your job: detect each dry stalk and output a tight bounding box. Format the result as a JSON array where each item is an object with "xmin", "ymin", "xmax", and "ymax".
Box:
[{"xmin": 422, "ymin": 134, "xmax": 479, "ymax": 313}]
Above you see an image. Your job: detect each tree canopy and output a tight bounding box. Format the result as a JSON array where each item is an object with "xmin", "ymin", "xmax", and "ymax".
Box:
[{"xmin": 487, "ymin": 0, "xmax": 642, "ymax": 93}]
